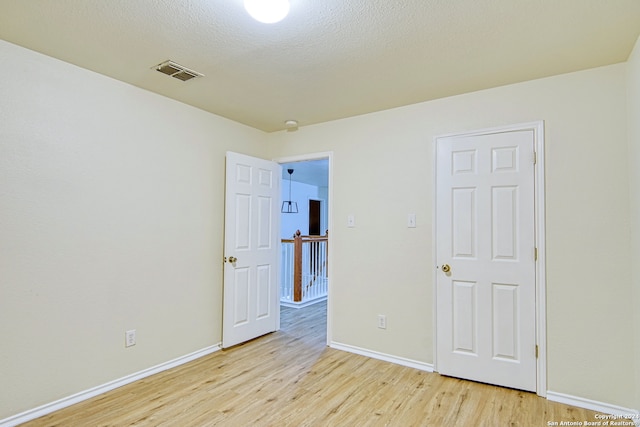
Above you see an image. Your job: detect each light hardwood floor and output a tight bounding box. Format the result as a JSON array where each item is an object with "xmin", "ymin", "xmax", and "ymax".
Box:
[{"xmin": 23, "ymin": 302, "xmax": 600, "ymax": 426}]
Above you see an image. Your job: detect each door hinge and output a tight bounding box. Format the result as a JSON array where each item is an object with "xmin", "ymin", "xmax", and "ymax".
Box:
[
  {"xmin": 534, "ymin": 247, "xmax": 538, "ymax": 261},
  {"xmin": 535, "ymin": 345, "xmax": 539, "ymax": 359},
  {"xmin": 533, "ymin": 151, "xmax": 537, "ymax": 164}
]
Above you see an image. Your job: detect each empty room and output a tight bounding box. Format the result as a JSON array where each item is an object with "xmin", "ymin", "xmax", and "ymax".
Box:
[{"xmin": 1, "ymin": 1, "xmax": 640, "ymax": 426}]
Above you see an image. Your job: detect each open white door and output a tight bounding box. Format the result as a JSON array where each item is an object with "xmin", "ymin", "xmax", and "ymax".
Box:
[
  {"xmin": 435, "ymin": 127, "xmax": 537, "ymax": 392},
  {"xmin": 223, "ymin": 152, "xmax": 280, "ymax": 348}
]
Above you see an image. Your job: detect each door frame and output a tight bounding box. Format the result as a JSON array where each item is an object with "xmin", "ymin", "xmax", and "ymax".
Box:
[
  {"xmin": 273, "ymin": 151, "xmax": 333, "ymax": 346},
  {"xmin": 432, "ymin": 121, "xmax": 546, "ymax": 397}
]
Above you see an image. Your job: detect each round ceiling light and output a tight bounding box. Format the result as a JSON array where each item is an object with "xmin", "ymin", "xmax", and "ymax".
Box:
[{"xmin": 244, "ymin": 0, "xmax": 290, "ymax": 24}]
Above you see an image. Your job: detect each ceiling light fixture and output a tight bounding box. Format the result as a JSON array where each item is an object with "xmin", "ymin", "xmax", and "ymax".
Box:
[
  {"xmin": 285, "ymin": 119, "xmax": 298, "ymax": 132},
  {"xmin": 244, "ymin": 0, "xmax": 290, "ymax": 24},
  {"xmin": 281, "ymin": 169, "xmax": 298, "ymax": 213}
]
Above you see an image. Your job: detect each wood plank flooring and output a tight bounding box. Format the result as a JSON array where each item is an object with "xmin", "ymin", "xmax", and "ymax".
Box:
[{"xmin": 22, "ymin": 302, "xmax": 600, "ymax": 426}]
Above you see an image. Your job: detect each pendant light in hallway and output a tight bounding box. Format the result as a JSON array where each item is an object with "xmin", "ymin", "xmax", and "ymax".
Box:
[{"xmin": 281, "ymin": 168, "xmax": 298, "ymax": 213}]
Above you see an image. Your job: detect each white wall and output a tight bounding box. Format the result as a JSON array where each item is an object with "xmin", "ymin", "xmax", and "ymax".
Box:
[
  {"xmin": 268, "ymin": 63, "xmax": 636, "ymax": 409},
  {"xmin": 318, "ymin": 186, "xmax": 329, "ymax": 234},
  {"xmin": 627, "ymin": 35, "xmax": 640, "ymax": 411},
  {"xmin": 0, "ymin": 40, "xmax": 268, "ymax": 419},
  {"xmin": 281, "ymin": 180, "xmax": 327, "ymax": 238}
]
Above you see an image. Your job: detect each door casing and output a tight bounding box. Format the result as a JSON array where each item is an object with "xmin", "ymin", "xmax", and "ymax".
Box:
[
  {"xmin": 273, "ymin": 151, "xmax": 333, "ymax": 346},
  {"xmin": 432, "ymin": 121, "xmax": 546, "ymax": 396}
]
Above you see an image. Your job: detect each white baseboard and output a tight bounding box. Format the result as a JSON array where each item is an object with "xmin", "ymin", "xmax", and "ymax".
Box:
[
  {"xmin": 547, "ymin": 391, "xmax": 640, "ymax": 426},
  {"xmin": 330, "ymin": 341, "xmax": 434, "ymax": 372},
  {"xmin": 0, "ymin": 344, "xmax": 221, "ymax": 427}
]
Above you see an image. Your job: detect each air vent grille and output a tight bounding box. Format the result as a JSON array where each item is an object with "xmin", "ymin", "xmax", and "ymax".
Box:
[{"xmin": 154, "ymin": 60, "xmax": 203, "ymax": 82}]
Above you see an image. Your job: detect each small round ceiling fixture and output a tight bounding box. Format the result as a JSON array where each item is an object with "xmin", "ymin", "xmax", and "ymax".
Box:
[
  {"xmin": 284, "ymin": 119, "xmax": 298, "ymax": 130},
  {"xmin": 244, "ymin": 0, "xmax": 290, "ymax": 24}
]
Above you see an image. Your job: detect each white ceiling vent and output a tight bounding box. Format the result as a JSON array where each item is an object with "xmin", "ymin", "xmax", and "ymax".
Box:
[{"xmin": 154, "ymin": 60, "xmax": 203, "ymax": 82}]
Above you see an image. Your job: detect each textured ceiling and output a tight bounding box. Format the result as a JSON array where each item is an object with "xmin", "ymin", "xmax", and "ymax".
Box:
[{"xmin": 1, "ymin": 0, "xmax": 639, "ymax": 132}]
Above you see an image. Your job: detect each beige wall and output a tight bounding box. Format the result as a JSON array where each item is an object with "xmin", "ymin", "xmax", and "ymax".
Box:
[
  {"xmin": 269, "ymin": 63, "xmax": 636, "ymax": 408},
  {"xmin": 0, "ymin": 40, "xmax": 268, "ymax": 419},
  {"xmin": 2, "ymin": 37, "xmax": 638, "ymax": 421},
  {"xmin": 627, "ymin": 35, "xmax": 640, "ymax": 411}
]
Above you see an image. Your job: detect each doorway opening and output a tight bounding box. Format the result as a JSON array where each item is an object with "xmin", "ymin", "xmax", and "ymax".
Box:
[
  {"xmin": 275, "ymin": 153, "xmax": 332, "ymax": 344},
  {"xmin": 309, "ymin": 199, "xmax": 322, "ymax": 236}
]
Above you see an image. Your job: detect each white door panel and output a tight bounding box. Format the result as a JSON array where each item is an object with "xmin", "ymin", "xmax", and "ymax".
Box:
[
  {"xmin": 436, "ymin": 129, "xmax": 536, "ymax": 392},
  {"xmin": 223, "ymin": 152, "xmax": 280, "ymax": 348}
]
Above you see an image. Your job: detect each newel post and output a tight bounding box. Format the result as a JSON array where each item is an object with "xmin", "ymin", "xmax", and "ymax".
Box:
[{"xmin": 293, "ymin": 230, "xmax": 302, "ymax": 302}]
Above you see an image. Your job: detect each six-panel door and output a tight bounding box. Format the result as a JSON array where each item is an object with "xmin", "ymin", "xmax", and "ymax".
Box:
[
  {"xmin": 436, "ymin": 130, "xmax": 537, "ymax": 392},
  {"xmin": 223, "ymin": 152, "xmax": 280, "ymax": 348}
]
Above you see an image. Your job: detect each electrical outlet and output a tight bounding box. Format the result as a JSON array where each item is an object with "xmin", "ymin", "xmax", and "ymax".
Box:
[
  {"xmin": 377, "ymin": 315, "xmax": 387, "ymax": 329},
  {"xmin": 125, "ymin": 329, "xmax": 136, "ymax": 347}
]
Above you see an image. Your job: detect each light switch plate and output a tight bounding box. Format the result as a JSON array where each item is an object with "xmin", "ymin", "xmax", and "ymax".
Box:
[
  {"xmin": 408, "ymin": 213, "xmax": 416, "ymax": 228},
  {"xmin": 347, "ymin": 214, "xmax": 355, "ymax": 228}
]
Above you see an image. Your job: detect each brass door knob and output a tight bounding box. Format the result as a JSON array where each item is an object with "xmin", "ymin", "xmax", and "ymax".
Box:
[
  {"xmin": 228, "ymin": 256, "xmax": 237, "ymax": 263},
  {"xmin": 441, "ymin": 264, "xmax": 451, "ymax": 273}
]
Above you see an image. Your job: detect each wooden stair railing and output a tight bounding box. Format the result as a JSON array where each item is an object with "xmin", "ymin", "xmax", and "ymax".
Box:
[{"xmin": 281, "ymin": 230, "xmax": 328, "ymax": 302}]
